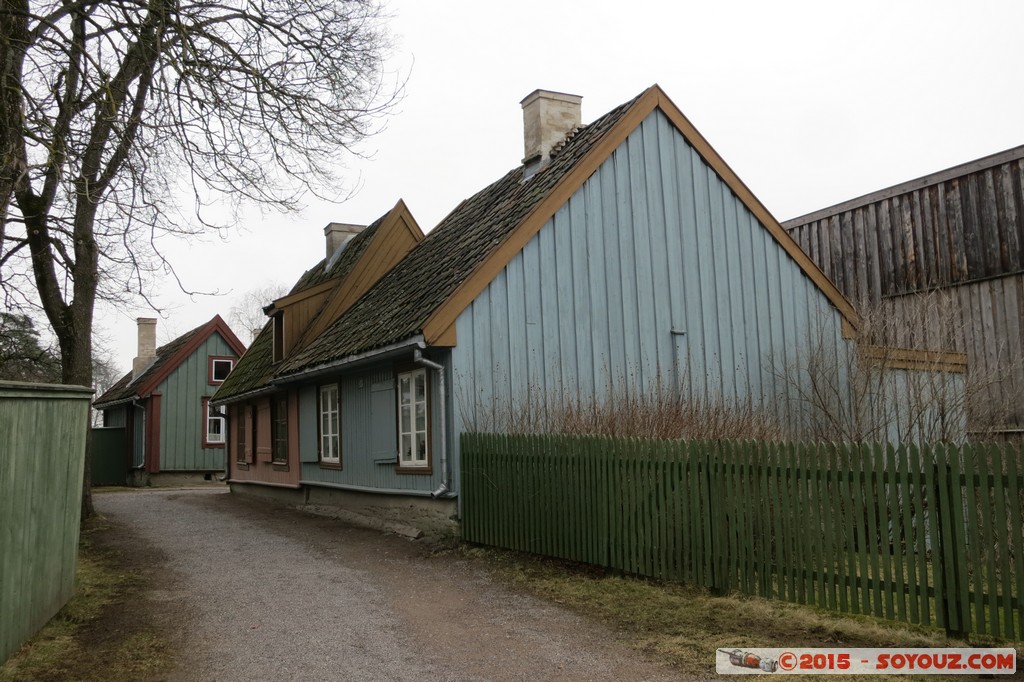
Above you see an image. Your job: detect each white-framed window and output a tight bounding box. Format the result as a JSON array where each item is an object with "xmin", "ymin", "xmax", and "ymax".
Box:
[
  {"xmin": 319, "ymin": 384, "xmax": 340, "ymax": 465},
  {"xmin": 204, "ymin": 399, "xmax": 225, "ymax": 446},
  {"xmin": 209, "ymin": 357, "xmax": 234, "ymax": 384},
  {"xmin": 397, "ymin": 368, "xmax": 428, "ymax": 468}
]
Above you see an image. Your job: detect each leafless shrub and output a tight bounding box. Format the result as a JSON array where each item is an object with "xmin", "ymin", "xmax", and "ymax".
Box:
[
  {"xmin": 459, "ymin": 377, "xmax": 784, "ymax": 441},
  {"xmin": 775, "ymin": 291, "xmax": 1017, "ymax": 444}
]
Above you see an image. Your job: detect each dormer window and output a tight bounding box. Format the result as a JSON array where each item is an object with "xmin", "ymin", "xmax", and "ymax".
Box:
[
  {"xmin": 272, "ymin": 311, "xmax": 284, "ymax": 363},
  {"xmin": 208, "ymin": 356, "xmax": 235, "ymax": 385}
]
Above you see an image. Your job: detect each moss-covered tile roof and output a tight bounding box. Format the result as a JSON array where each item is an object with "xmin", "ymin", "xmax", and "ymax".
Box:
[
  {"xmin": 211, "ymin": 212, "xmax": 389, "ymax": 402},
  {"xmin": 286, "ymin": 213, "xmax": 386, "ymax": 296},
  {"xmin": 277, "ymin": 96, "xmax": 639, "ymax": 377},
  {"xmin": 211, "ymin": 321, "xmax": 274, "ymax": 402}
]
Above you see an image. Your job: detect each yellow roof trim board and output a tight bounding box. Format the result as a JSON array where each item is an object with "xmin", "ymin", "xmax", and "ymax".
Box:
[
  {"xmin": 421, "ymin": 84, "xmax": 863, "ymax": 344},
  {"xmin": 295, "ymin": 199, "xmax": 425, "ymax": 351},
  {"xmin": 859, "ymin": 345, "xmax": 968, "ymax": 374},
  {"xmin": 271, "ymin": 278, "xmax": 337, "ymax": 311}
]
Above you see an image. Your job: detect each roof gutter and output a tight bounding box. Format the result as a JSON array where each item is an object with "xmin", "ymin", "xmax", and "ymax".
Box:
[
  {"xmin": 272, "ymin": 335, "xmax": 426, "ymax": 385},
  {"xmin": 92, "ymin": 394, "xmax": 140, "ymax": 410},
  {"xmin": 210, "ymin": 384, "xmax": 277, "ymax": 408}
]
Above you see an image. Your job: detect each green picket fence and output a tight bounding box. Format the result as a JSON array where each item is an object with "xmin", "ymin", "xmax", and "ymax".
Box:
[{"xmin": 461, "ymin": 433, "xmax": 1023, "ymax": 640}]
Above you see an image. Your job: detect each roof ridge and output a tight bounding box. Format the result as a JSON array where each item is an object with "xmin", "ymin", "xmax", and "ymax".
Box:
[{"xmin": 783, "ymin": 143, "xmax": 1024, "ymax": 228}]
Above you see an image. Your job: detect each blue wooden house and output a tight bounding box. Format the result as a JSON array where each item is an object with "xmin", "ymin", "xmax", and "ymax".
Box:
[
  {"xmin": 95, "ymin": 315, "xmax": 246, "ymax": 485},
  {"xmin": 213, "ymin": 85, "xmax": 965, "ymax": 530}
]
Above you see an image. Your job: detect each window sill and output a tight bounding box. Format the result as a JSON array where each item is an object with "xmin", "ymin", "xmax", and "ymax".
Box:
[
  {"xmin": 271, "ymin": 462, "xmax": 289, "ymax": 471},
  {"xmin": 394, "ymin": 465, "xmax": 433, "ymax": 475},
  {"xmin": 235, "ymin": 462, "xmax": 249, "ymax": 470},
  {"xmin": 319, "ymin": 461, "xmax": 342, "ymax": 470},
  {"xmin": 204, "ymin": 443, "xmax": 226, "ymax": 449}
]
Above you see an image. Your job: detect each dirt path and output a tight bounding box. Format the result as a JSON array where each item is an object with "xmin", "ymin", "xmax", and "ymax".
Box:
[{"xmin": 95, "ymin": 488, "xmax": 683, "ymax": 682}]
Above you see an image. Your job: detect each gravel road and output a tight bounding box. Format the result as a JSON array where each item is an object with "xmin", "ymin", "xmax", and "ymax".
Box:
[{"xmin": 95, "ymin": 488, "xmax": 682, "ymax": 682}]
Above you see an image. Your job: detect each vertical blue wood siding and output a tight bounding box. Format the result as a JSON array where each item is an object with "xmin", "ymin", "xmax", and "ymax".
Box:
[
  {"xmin": 299, "ymin": 355, "xmax": 448, "ymax": 493},
  {"xmin": 452, "ymin": 110, "xmax": 846, "ymax": 439},
  {"xmin": 103, "ymin": 406, "xmax": 127, "ymax": 428},
  {"xmin": 157, "ymin": 332, "xmax": 238, "ymax": 471}
]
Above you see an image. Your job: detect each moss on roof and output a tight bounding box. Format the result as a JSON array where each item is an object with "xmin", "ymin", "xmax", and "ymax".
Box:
[
  {"xmin": 211, "ymin": 322, "xmax": 274, "ymax": 402},
  {"xmin": 277, "ymin": 95, "xmax": 639, "ymax": 376},
  {"xmin": 212, "ymin": 212, "xmax": 388, "ymax": 402}
]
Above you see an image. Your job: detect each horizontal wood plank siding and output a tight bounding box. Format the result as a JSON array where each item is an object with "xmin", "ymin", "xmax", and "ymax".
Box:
[{"xmin": 785, "ymin": 151, "xmax": 1024, "ymax": 432}]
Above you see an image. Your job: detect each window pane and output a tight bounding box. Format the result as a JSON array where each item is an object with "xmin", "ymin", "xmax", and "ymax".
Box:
[
  {"xmin": 415, "ymin": 372, "xmax": 425, "ymax": 401},
  {"xmin": 213, "ymin": 360, "xmax": 232, "ymax": 381},
  {"xmin": 330, "ymin": 412, "xmax": 339, "ymax": 436},
  {"xmin": 401, "ymin": 434, "xmax": 412, "ymax": 462},
  {"xmin": 400, "ymin": 405, "xmax": 411, "ymax": 432},
  {"xmin": 399, "ymin": 377, "xmax": 411, "ymax": 405},
  {"xmin": 415, "ymin": 432, "xmax": 427, "ymax": 461},
  {"xmin": 415, "ymin": 402, "xmax": 425, "ymax": 431},
  {"xmin": 330, "ymin": 434, "xmax": 339, "ymax": 459}
]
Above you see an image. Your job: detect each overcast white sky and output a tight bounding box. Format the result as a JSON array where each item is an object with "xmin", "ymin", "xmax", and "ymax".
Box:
[{"xmin": 96, "ymin": 0, "xmax": 1024, "ymax": 371}]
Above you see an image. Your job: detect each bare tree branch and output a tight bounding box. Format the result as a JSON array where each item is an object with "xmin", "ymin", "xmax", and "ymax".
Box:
[{"xmin": 0, "ymin": 0, "xmax": 398, "ymax": 518}]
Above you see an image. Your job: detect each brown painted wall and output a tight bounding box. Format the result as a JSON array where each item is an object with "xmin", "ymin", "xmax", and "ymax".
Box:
[{"xmin": 228, "ymin": 391, "xmax": 301, "ymax": 488}]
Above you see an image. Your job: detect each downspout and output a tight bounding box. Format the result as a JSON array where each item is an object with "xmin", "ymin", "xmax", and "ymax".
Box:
[
  {"xmin": 413, "ymin": 347, "xmax": 453, "ymax": 499},
  {"xmin": 218, "ymin": 405, "xmax": 230, "ymax": 482}
]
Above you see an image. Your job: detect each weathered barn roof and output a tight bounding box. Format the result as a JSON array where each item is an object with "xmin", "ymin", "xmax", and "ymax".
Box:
[
  {"xmin": 276, "ymin": 85, "xmax": 863, "ymax": 379},
  {"xmin": 784, "ymin": 145, "xmax": 1024, "ymax": 298},
  {"xmin": 94, "ymin": 315, "xmax": 244, "ymax": 408}
]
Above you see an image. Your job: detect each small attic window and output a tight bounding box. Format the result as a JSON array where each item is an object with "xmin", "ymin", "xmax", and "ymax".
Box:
[
  {"xmin": 208, "ymin": 357, "xmax": 234, "ymax": 385},
  {"xmin": 272, "ymin": 311, "xmax": 285, "ymax": 363},
  {"xmin": 325, "ymin": 234, "xmax": 356, "ymax": 271}
]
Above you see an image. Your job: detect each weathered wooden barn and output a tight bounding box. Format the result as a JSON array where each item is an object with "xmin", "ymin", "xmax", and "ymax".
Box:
[{"xmin": 784, "ymin": 145, "xmax": 1024, "ymax": 439}]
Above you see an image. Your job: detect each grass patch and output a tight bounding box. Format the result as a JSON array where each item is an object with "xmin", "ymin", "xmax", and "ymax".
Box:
[
  {"xmin": 0, "ymin": 518, "xmax": 172, "ymax": 682},
  {"xmin": 461, "ymin": 546, "xmax": 1018, "ymax": 680}
]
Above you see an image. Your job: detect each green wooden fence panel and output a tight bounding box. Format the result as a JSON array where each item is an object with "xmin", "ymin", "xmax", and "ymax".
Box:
[
  {"xmin": 0, "ymin": 381, "xmax": 92, "ymax": 665},
  {"xmin": 460, "ymin": 433, "xmax": 1023, "ymax": 639}
]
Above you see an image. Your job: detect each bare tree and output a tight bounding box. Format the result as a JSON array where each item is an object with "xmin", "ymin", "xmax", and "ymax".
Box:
[
  {"xmin": 0, "ymin": 0, "xmax": 397, "ymax": 517},
  {"xmin": 230, "ymin": 282, "xmax": 287, "ymax": 342}
]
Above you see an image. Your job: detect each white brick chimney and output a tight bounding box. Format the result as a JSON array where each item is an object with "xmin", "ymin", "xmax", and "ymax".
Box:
[
  {"xmin": 521, "ymin": 89, "xmax": 582, "ymax": 179},
  {"xmin": 132, "ymin": 317, "xmax": 157, "ymax": 380},
  {"xmin": 324, "ymin": 223, "xmax": 365, "ymax": 260}
]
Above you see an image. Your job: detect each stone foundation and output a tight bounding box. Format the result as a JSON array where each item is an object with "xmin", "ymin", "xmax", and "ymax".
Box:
[{"xmin": 228, "ymin": 481, "xmax": 458, "ymax": 539}]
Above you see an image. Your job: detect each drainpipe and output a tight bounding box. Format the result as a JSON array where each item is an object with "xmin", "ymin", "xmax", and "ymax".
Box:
[
  {"xmin": 216, "ymin": 405, "xmax": 230, "ymax": 482},
  {"xmin": 413, "ymin": 347, "xmax": 452, "ymax": 499}
]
